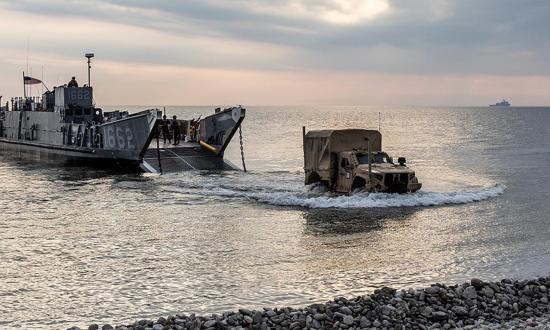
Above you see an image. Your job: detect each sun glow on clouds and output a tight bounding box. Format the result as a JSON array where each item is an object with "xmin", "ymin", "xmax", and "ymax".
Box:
[
  {"xmin": 245, "ymin": 0, "xmax": 390, "ymax": 25},
  {"xmin": 318, "ymin": 0, "xmax": 390, "ymax": 25}
]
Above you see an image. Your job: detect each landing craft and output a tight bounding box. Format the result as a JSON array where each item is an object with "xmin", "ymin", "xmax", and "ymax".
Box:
[
  {"xmin": 303, "ymin": 128, "xmax": 421, "ymax": 193},
  {"xmin": 0, "ymin": 55, "xmax": 246, "ymax": 173}
]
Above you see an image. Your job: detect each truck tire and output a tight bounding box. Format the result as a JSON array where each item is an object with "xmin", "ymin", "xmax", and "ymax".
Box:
[
  {"xmin": 352, "ymin": 177, "xmax": 366, "ymax": 191},
  {"xmin": 305, "ymin": 172, "xmax": 321, "ymax": 185}
]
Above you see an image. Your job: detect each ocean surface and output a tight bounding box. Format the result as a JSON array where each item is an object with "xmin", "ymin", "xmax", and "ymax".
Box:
[{"xmin": 1, "ymin": 106, "xmax": 549, "ymax": 329}]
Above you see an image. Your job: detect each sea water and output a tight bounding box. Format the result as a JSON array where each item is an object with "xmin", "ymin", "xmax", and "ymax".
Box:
[{"xmin": 1, "ymin": 106, "xmax": 549, "ymax": 329}]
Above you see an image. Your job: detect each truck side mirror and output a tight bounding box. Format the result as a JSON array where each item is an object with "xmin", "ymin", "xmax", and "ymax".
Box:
[{"xmin": 398, "ymin": 157, "xmax": 406, "ymax": 166}]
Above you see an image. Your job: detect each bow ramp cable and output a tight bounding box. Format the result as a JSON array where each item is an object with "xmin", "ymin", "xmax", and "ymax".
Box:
[{"xmin": 239, "ymin": 125, "xmax": 247, "ymax": 172}]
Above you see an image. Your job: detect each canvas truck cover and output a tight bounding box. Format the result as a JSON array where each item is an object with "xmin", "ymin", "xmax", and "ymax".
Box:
[{"xmin": 304, "ymin": 129, "xmax": 382, "ymax": 181}]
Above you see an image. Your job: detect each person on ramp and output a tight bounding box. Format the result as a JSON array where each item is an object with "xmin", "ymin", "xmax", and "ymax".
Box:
[
  {"xmin": 160, "ymin": 115, "xmax": 171, "ymax": 144},
  {"xmin": 171, "ymin": 115, "xmax": 181, "ymax": 145}
]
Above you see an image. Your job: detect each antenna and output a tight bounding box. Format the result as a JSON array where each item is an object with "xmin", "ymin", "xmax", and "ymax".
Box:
[
  {"xmin": 378, "ymin": 112, "xmax": 381, "ymax": 131},
  {"xmin": 85, "ymin": 53, "xmax": 94, "ymax": 86},
  {"xmin": 26, "ymin": 36, "xmax": 30, "ymax": 98}
]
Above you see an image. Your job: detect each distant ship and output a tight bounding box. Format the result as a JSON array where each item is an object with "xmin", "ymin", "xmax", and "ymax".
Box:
[{"xmin": 490, "ymin": 99, "xmax": 511, "ymax": 107}]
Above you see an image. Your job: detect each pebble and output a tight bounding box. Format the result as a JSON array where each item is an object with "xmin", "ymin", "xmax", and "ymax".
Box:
[
  {"xmin": 471, "ymin": 278, "xmax": 484, "ymax": 289},
  {"xmin": 342, "ymin": 315, "xmax": 354, "ymax": 325},
  {"xmin": 451, "ymin": 306, "xmax": 468, "ymax": 316},
  {"xmin": 70, "ymin": 276, "xmax": 550, "ymax": 330},
  {"xmin": 462, "ymin": 285, "xmax": 478, "ymax": 299}
]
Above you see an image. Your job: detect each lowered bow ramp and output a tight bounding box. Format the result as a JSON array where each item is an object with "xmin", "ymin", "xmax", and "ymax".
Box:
[
  {"xmin": 140, "ymin": 106, "xmax": 245, "ymax": 173},
  {"xmin": 141, "ymin": 143, "xmax": 237, "ymax": 173}
]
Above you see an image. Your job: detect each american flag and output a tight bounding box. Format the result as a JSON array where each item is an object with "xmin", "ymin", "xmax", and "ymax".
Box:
[{"xmin": 24, "ymin": 76, "xmax": 42, "ymax": 85}]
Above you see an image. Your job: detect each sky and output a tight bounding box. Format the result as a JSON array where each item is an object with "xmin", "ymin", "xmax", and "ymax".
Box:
[{"xmin": 0, "ymin": 0, "xmax": 549, "ymax": 106}]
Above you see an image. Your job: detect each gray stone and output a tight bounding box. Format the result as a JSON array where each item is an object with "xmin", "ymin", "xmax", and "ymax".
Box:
[
  {"xmin": 88, "ymin": 325, "xmax": 99, "ymax": 330},
  {"xmin": 289, "ymin": 321, "xmax": 301, "ymax": 329},
  {"xmin": 359, "ymin": 316, "xmax": 370, "ymax": 328},
  {"xmin": 483, "ymin": 287, "xmax": 495, "ymax": 298},
  {"xmin": 342, "ymin": 315, "xmax": 354, "ymax": 325},
  {"xmin": 520, "ymin": 296, "xmax": 531, "ymax": 305},
  {"xmin": 431, "ymin": 311, "xmax": 448, "ymax": 320},
  {"xmin": 455, "ymin": 286, "xmax": 464, "ymax": 297},
  {"xmin": 451, "ymin": 306, "xmax": 468, "ymax": 316},
  {"xmin": 101, "ymin": 325, "xmax": 113, "ymax": 330},
  {"xmin": 471, "ymin": 278, "xmax": 484, "ymax": 289},
  {"xmin": 463, "ymin": 286, "xmax": 478, "ymax": 300},
  {"xmin": 239, "ymin": 308, "xmax": 253, "ymax": 316},
  {"xmin": 421, "ymin": 306, "xmax": 434, "ymax": 318},
  {"xmin": 152, "ymin": 325, "xmax": 163, "ymax": 330},
  {"xmin": 419, "ymin": 291, "xmax": 426, "ymax": 301},
  {"xmin": 425, "ymin": 286, "xmax": 440, "ymax": 294},
  {"xmin": 243, "ymin": 315, "xmax": 253, "ymax": 324},
  {"xmin": 203, "ymin": 320, "xmax": 216, "ymax": 328},
  {"xmin": 381, "ymin": 304, "xmax": 396, "ymax": 316},
  {"xmin": 312, "ymin": 319, "xmax": 321, "ymax": 328},
  {"xmin": 266, "ymin": 310, "xmax": 277, "ymax": 317},
  {"xmin": 313, "ymin": 313, "xmax": 326, "ymax": 321},
  {"xmin": 340, "ymin": 306, "xmax": 352, "ymax": 315}
]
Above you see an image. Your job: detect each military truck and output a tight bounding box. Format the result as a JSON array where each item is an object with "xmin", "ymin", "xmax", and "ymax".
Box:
[{"xmin": 302, "ymin": 128, "xmax": 421, "ymax": 193}]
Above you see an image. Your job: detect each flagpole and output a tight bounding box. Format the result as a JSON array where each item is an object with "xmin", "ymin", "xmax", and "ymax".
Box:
[{"xmin": 23, "ymin": 71, "xmax": 26, "ymax": 99}]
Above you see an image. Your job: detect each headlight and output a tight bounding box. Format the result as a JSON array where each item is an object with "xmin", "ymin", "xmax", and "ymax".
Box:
[
  {"xmin": 409, "ymin": 173, "xmax": 415, "ymax": 179},
  {"xmin": 374, "ymin": 174, "xmax": 384, "ymax": 181}
]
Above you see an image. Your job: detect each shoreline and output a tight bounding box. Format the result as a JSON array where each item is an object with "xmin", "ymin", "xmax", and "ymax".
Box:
[{"xmin": 68, "ymin": 276, "xmax": 550, "ymax": 330}]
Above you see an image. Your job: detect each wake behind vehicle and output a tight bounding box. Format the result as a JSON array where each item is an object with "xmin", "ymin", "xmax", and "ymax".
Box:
[{"xmin": 303, "ymin": 128, "xmax": 421, "ymax": 193}]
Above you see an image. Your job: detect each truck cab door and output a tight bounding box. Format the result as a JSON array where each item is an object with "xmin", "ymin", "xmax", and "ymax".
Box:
[{"xmin": 336, "ymin": 154, "xmax": 354, "ymax": 193}]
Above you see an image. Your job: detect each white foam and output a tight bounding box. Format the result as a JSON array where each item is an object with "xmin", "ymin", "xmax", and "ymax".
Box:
[{"xmin": 163, "ymin": 172, "xmax": 506, "ymax": 209}]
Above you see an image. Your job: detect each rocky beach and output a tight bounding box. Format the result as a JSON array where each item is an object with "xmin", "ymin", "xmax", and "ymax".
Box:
[{"xmin": 70, "ymin": 277, "xmax": 550, "ymax": 330}]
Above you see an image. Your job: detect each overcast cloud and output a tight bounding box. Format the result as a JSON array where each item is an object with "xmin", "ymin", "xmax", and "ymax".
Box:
[{"xmin": 0, "ymin": 0, "xmax": 549, "ymax": 105}]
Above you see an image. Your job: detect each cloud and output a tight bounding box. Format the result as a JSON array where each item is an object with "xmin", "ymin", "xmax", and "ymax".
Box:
[
  {"xmin": 0, "ymin": 0, "xmax": 549, "ymax": 105},
  {"xmin": 1, "ymin": 0, "xmax": 549, "ymax": 76}
]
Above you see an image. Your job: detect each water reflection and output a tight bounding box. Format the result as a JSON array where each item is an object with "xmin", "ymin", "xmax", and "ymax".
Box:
[{"xmin": 302, "ymin": 207, "xmax": 418, "ymax": 236}]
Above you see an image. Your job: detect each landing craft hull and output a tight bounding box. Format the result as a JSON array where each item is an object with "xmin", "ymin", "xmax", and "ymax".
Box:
[
  {"xmin": 0, "ymin": 138, "xmax": 142, "ymax": 170},
  {"xmin": 0, "ymin": 107, "xmax": 246, "ymax": 173}
]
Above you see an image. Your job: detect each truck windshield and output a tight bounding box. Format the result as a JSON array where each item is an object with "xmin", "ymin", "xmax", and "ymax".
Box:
[{"xmin": 357, "ymin": 153, "xmax": 392, "ymax": 164}]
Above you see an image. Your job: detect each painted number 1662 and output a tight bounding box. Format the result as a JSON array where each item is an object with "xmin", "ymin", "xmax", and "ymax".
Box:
[{"xmin": 104, "ymin": 126, "xmax": 136, "ymax": 150}]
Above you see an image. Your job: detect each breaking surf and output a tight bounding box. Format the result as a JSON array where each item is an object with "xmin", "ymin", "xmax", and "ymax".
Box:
[{"xmin": 157, "ymin": 171, "xmax": 505, "ymax": 209}]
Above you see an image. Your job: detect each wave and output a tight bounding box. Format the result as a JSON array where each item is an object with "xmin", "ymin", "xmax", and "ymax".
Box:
[{"xmin": 160, "ymin": 173, "xmax": 505, "ymax": 209}]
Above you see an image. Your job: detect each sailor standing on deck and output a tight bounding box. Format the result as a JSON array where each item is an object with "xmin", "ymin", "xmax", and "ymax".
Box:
[
  {"xmin": 171, "ymin": 115, "xmax": 181, "ymax": 145},
  {"xmin": 68, "ymin": 77, "xmax": 78, "ymax": 87},
  {"xmin": 160, "ymin": 115, "xmax": 171, "ymax": 144}
]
